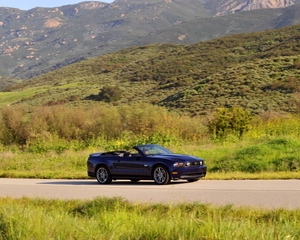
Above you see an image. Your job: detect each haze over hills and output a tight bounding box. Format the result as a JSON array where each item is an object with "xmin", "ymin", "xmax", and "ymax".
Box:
[
  {"xmin": 0, "ymin": 0, "xmax": 300, "ymax": 81},
  {"xmin": 1, "ymin": 23, "xmax": 300, "ymax": 115}
]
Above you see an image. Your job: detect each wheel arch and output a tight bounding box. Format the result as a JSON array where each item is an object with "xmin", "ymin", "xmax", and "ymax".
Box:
[
  {"xmin": 151, "ymin": 163, "xmax": 171, "ymax": 178},
  {"xmin": 95, "ymin": 163, "xmax": 110, "ymax": 173}
]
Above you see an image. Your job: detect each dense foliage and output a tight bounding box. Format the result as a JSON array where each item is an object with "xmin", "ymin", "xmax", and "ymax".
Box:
[
  {"xmin": 208, "ymin": 107, "xmax": 252, "ymax": 138},
  {"xmin": 0, "ymin": 104, "xmax": 205, "ymax": 146},
  {"xmin": 1, "ymin": 104, "xmax": 300, "ymax": 176},
  {"xmin": 96, "ymin": 85, "xmax": 123, "ymax": 102}
]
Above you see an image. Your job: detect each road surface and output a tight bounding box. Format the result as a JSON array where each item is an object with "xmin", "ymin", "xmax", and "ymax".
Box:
[{"xmin": 0, "ymin": 178, "xmax": 299, "ymax": 209}]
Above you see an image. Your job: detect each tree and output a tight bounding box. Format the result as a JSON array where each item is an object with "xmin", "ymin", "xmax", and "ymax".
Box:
[
  {"xmin": 97, "ymin": 85, "xmax": 122, "ymax": 102},
  {"xmin": 208, "ymin": 107, "xmax": 252, "ymax": 138}
]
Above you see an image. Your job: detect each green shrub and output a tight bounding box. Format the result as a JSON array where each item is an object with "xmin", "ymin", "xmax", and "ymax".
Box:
[
  {"xmin": 97, "ymin": 85, "xmax": 122, "ymax": 102},
  {"xmin": 210, "ymin": 137, "xmax": 300, "ymax": 173},
  {"xmin": 208, "ymin": 107, "xmax": 253, "ymax": 138},
  {"xmin": 240, "ymin": 159, "xmax": 269, "ymax": 173},
  {"xmin": 271, "ymin": 157, "xmax": 300, "ymax": 171},
  {"xmin": 293, "ymin": 59, "xmax": 300, "ymax": 69},
  {"xmin": 0, "ymin": 103, "xmax": 207, "ymax": 147},
  {"xmin": 0, "ymin": 105, "xmax": 30, "ymax": 145}
]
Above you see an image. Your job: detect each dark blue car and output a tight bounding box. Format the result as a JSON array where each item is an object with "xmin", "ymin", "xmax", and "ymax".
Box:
[{"xmin": 87, "ymin": 144, "xmax": 207, "ymax": 185}]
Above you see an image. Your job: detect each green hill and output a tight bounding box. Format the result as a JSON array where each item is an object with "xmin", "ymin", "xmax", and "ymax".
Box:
[
  {"xmin": 1, "ymin": 23, "xmax": 300, "ymax": 115},
  {"xmin": 0, "ymin": 76, "xmax": 21, "ymax": 90}
]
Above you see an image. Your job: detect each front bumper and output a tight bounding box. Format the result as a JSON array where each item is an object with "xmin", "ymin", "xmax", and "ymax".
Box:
[{"xmin": 171, "ymin": 166, "xmax": 207, "ymax": 180}]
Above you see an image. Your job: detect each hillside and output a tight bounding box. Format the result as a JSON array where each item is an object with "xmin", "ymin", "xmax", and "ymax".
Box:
[
  {"xmin": 0, "ymin": 0, "xmax": 300, "ymax": 81},
  {"xmin": 1, "ymin": 23, "xmax": 300, "ymax": 115},
  {"xmin": 0, "ymin": 76, "xmax": 21, "ymax": 90}
]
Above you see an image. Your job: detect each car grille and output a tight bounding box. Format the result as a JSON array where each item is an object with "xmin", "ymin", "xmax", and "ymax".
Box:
[{"xmin": 190, "ymin": 161, "xmax": 204, "ymax": 166}]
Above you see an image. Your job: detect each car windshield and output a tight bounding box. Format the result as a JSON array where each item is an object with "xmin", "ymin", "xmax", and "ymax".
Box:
[{"xmin": 136, "ymin": 145, "xmax": 173, "ymax": 156}]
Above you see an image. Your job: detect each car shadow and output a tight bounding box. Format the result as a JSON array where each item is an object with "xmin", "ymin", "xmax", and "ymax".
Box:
[{"xmin": 37, "ymin": 179, "xmax": 189, "ymax": 186}]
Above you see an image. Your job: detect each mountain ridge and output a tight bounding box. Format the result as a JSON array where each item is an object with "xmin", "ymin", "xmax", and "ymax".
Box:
[
  {"xmin": 214, "ymin": 0, "xmax": 295, "ymax": 16},
  {"xmin": 0, "ymin": 0, "xmax": 300, "ymax": 82}
]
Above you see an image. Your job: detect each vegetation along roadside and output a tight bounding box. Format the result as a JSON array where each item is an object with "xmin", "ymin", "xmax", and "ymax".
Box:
[
  {"xmin": 0, "ymin": 104, "xmax": 299, "ymax": 180},
  {"xmin": 0, "ymin": 197, "xmax": 299, "ymax": 240}
]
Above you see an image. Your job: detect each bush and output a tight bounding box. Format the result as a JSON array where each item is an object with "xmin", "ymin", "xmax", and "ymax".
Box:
[
  {"xmin": 0, "ymin": 103, "xmax": 207, "ymax": 147},
  {"xmin": 208, "ymin": 107, "xmax": 252, "ymax": 138},
  {"xmin": 293, "ymin": 59, "xmax": 300, "ymax": 69},
  {"xmin": 210, "ymin": 137, "xmax": 300, "ymax": 173},
  {"xmin": 0, "ymin": 105, "xmax": 30, "ymax": 145},
  {"xmin": 97, "ymin": 85, "xmax": 122, "ymax": 102}
]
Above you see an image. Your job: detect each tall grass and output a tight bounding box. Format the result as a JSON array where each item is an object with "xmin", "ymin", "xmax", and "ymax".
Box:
[
  {"xmin": 0, "ymin": 105, "xmax": 300, "ymax": 179},
  {"xmin": 0, "ymin": 149, "xmax": 88, "ymax": 179},
  {"xmin": 1, "ymin": 137, "xmax": 300, "ymax": 179},
  {"xmin": 0, "ymin": 197, "xmax": 299, "ymax": 240}
]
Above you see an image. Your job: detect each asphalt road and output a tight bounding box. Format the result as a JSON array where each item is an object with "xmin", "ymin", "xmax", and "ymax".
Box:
[{"xmin": 0, "ymin": 178, "xmax": 299, "ymax": 209}]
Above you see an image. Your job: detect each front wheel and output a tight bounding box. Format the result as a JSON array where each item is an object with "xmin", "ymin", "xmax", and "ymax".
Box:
[
  {"xmin": 96, "ymin": 166, "xmax": 112, "ymax": 184},
  {"xmin": 153, "ymin": 165, "xmax": 170, "ymax": 185}
]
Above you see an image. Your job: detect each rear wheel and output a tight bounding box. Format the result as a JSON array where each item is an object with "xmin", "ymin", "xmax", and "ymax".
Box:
[
  {"xmin": 96, "ymin": 166, "xmax": 112, "ymax": 184},
  {"xmin": 153, "ymin": 165, "xmax": 170, "ymax": 185}
]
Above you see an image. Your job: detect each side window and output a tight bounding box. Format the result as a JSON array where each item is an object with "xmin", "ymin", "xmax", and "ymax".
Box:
[{"xmin": 130, "ymin": 148, "xmax": 141, "ymax": 157}]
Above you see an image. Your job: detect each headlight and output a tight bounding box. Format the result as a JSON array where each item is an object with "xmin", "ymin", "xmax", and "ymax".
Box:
[
  {"xmin": 173, "ymin": 162, "xmax": 184, "ymax": 167},
  {"xmin": 174, "ymin": 161, "xmax": 204, "ymax": 167},
  {"xmin": 173, "ymin": 162, "xmax": 190, "ymax": 167}
]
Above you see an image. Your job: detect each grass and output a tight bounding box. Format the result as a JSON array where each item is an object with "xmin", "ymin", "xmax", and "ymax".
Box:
[
  {"xmin": 0, "ymin": 197, "xmax": 299, "ymax": 240},
  {"xmin": 206, "ymin": 171, "xmax": 300, "ymax": 180},
  {"xmin": 0, "ymin": 141, "xmax": 299, "ymax": 180},
  {"xmin": 0, "ymin": 88, "xmax": 45, "ymax": 107},
  {"xmin": 0, "ymin": 149, "xmax": 89, "ymax": 179}
]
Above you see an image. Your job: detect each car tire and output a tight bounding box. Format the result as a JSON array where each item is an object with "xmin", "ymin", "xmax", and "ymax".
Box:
[
  {"xmin": 96, "ymin": 166, "xmax": 112, "ymax": 184},
  {"xmin": 153, "ymin": 165, "xmax": 170, "ymax": 185},
  {"xmin": 187, "ymin": 179, "xmax": 199, "ymax": 183}
]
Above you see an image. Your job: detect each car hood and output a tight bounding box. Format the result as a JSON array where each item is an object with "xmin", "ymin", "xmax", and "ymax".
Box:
[{"xmin": 150, "ymin": 154, "xmax": 203, "ymax": 162}]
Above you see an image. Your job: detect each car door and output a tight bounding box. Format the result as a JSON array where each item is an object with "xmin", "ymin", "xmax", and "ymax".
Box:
[
  {"xmin": 140, "ymin": 156, "xmax": 153, "ymax": 177},
  {"xmin": 112, "ymin": 155, "xmax": 145, "ymax": 177}
]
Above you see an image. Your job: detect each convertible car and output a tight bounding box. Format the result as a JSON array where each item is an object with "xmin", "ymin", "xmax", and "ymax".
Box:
[{"xmin": 87, "ymin": 144, "xmax": 207, "ymax": 185}]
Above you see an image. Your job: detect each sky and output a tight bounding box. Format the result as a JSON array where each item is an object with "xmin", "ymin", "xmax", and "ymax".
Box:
[{"xmin": 1, "ymin": 0, "xmax": 114, "ymax": 10}]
